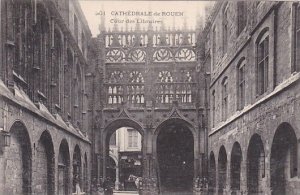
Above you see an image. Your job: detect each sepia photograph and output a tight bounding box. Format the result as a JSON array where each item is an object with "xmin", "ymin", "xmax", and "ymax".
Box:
[{"xmin": 0, "ymin": 0, "xmax": 299, "ymax": 195}]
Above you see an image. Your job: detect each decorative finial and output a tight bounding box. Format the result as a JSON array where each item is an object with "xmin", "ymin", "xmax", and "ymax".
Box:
[
  {"xmin": 183, "ymin": 16, "xmax": 187, "ymax": 31},
  {"xmin": 97, "ymin": 4, "xmax": 105, "ymax": 32}
]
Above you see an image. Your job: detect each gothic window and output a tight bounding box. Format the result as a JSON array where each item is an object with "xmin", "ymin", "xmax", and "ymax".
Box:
[
  {"xmin": 127, "ymin": 71, "xmax": 144, "ymax": 105},
  {"xmin": 212, "ymin": 26, "xmax": 216, "ymax": 68},
  {"xmin": 175, "ymin": 48, "xmax": 196, "ymax": 62},
  {"xmin": 108, "ymin": 86, "xmax": 123, "ymax": 105},
  {"xmin": 107, "ymin": 71, "xmax": 124, "ymax": 105},
  {"xmin": 64, "ymin": 49, "xmax": 73, "ymax": 117},
  {"xmin": 129, "ymin": 71, "xmax": 144, "ymax": 83},
  {"xmin": 176, "ymin": 70, "xmax": 193, "ymax": 103},
  {"xmin": 212, "ymin": 90, "xmax": 216, "ymax": 127},
  {"xmin": 128, "ymin": 129, "xmax": 138, "ymax": 148},
  {"xmin": 82, "ymin": 32, "xmax": 85, "ymax": 57},
  {"xmin": 72, "ymin": 64, "xmax": 83, "ymax": 126},
  {"xmin": 4, "ymin": 0, "xmax": 15, "ymax": 86},
  {"xmin": 52, "ymin": 31, "xmax": 62, "ymax": 111},
  {"xmin": 128, "ymin": 49, "xmax": 146, "ymax": 62},
  {"xmin": 74, "ymin": 14, "xmax": 78, "ymax": 43},
  {"xmin": 222, "ymin": 77, "xmax": 228, "ymax": 121},
  {"xmin": 180, "ymin": 70, "xmax": 192, "ymax": 82},
  {"xmin": 237, "ymin": 59, "xmax": 246, "ymax": 110},
  {"xmin": 40, "ymin": 14, "xmax": 50, "ymax": 98},
  {"xmin": 158, "ymin": 71, "xmax": 173, "ymax": 83},
  {"xmin": 106, "ymin": 49, "xmax": 126, "ymax": 63},
  {"xmin": 256, "ymin": 31, "xmax": 269, "ymax": 95},
  {"xmin": 294, "ymin": 3, "xmax": 300, "ymax": 72},
  {"xmin": 108, "ymin": 71, "xmax": 124, "ymax": 83},
  {"xmin": 156, "ymin": 71, "xmax": 174, "ymax": 104},
  {"xmin": 33, "ymin": 5, "xmax": 50, "ymax": 102},
  {"xmin": 153, "ymin": 48, "xmax": 173, "ymax": 62},
  {"xmin": 223, "ymin": 6, "xmax": 228, "ymax": 54},
  {"xmin": 237, "ymin": 2, "xmax": 247, "ymax": 35},
  {"xmin": 13, "ymin": 3, "xmax": 27, "ymax": 83}
]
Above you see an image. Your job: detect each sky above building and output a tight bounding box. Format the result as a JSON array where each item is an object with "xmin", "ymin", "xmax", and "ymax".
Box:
[{"xmin": 79, "ymin": 1, "xmax": 213, "ymax": 37}]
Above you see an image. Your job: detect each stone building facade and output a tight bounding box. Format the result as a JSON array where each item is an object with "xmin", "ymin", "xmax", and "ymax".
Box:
[
  {"xmin": 91, "ymin": 15, "xmax": 209, "ymax": 193},
  {"xmin": 0, "ymin": 0, "xmax": 95, "ymax": 194},
  {"xmin": 2, "ymin": 1, "xmax": 300, "ymax": 195},
  {"xmin": 201, "ymin": 1, "xmax": 300, "ymax": 194}
]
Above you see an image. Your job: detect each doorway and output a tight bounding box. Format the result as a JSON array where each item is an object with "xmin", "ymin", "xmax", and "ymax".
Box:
[{"xmin": 157, "ymin": 123, "xmax": 194, "ymax": 194}]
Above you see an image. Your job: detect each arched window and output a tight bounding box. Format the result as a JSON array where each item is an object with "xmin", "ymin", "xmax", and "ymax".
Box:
[
  {"xmin": 237, "ymin": 1, "xmax": 247, "ymax": 35},
  {"xmin": 212, "ymin": 90, "xmax": 216, "ymax": 127},
  {"xmin": 212, "ymin": 26, "xmax": 217, "ymax": 69},
  {"xmin": 127, "ymin": 71, "xmax": 144, "ymax": 106},
  {"xmin": 293, "ymin": 3, "xmax": 300, "ymax": 72},
  {"xmin": 71, "ymin": 64, "xmax": 83, "ymax": 127},
  {"xmin": 34, "ymin": 4, "xmax": 50, "ymax": 103},
  {"xmin": 107, "ymin": 71, "xmax": 124, "ymax": 105},
  {"xmin": 222, "ymin": 77, "xmax": 228, "ymax": 121},
  {"xmin": 256, "ymin": 30, "xmax": 269, "ymax": 95},
  {"xmin": 156, "ymin": 71, "xmax": 174, "ymax": 104},
  {"xmin": 14, "ymin": 3, "xmax": 26, "ymax": 78},
  {"xmin": 52, "ymin": 30, "xmax": 63, "ymax": 112},
  {"xmin": 176, "ymin": 70, "xmax": 193, "ymax": 103},
  {"xmin": 81, "ymin": 32, "xmax": 86, "ymax": 57},
  {"xmin": 73, "ymin": 145, "xmax": 82, "ymax": 193},
  {"xmin": 64, "ymin": 49, "xmax": 73, "ymax": 118},
  {"xmin": 237, "ymin": 58, "xmax": 246, "ymax": 110},
  {"xmin": 223, "ymin": 5, "xmax": 228, "ymax": 54}
]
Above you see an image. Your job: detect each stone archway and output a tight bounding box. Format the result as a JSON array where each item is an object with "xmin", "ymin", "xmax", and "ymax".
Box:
[
  {"xmin": 208, "ymin": 151, "xmax": 216, "ymax": 194},
  {"xmin": 270, "ymin": 123, "xmax": 297, "ymax": 195},
  {"xmin": 6, "ymin": 121, "xmax": 32, "ymax": 195},
  {"xmin": 73, "ymin": 145, "xmax": 82, "ymax": 193},
  {"xmin": 102, "ymin": 118, "xmax": 144, "ymax": 190},
  {"xmin": 83, "ymin": 153, "xmax": 88, "ymax": 192},
  {"xmin": 247, "ymin": 134, "xmax": 265, "ymax": 194},
  {"xmin": 34, "ymin": 131, "xmax": 55, "ymax": 195},
  {"xmin": 154, "ymin": 118, "xmax": 195, "ymax": 194},
  {"xmin": 218, "ymin": 146, "xmax": 227, "ymax": 195},
  {"xmin": 58, "ymin": 139, "xmax": 70, "ymax": 195},
  {"xmin": 230, "ymin": 142, "xmax": 242, "ymax": 195}
]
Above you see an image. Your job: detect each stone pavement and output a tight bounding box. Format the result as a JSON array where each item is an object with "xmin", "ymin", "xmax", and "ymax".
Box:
[{"xmin": 113, "ymin": 191, "xmax": 139, "ymax": 195}]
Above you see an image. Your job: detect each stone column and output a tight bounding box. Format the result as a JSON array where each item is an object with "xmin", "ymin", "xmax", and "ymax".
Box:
[
  {"xmin": 97, "ymin": 154, "xmax": 102, "ymax": 183},
  {"xmin": 297, "ymin": 142, "xmax": 300, "ymax": 179},
  {"xmin": 240, "ymin": 154, "xmax": 247, "ymax": 195},
  {"xmin": 115, "ymin": 164, "xmax": 119, "ymax": 190}
]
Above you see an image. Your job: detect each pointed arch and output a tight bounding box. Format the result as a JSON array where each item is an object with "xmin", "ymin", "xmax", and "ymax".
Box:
[
  {"xmin": 7, "ymin": 121, "xmax": 32, "ymax": 194},
  {"xmin": 218, "ymin": 146, "xmax": 227, "ymax": 194},
  {"xmin": 34, "ymin": 130, "xmax": 55, "ymax": 195},
  {"xmin": 208, "ymin": 151, "xmax": 216, "ymax": 193},
  {"xmin": 58, "ymin": 139, "xmax": 70, "ymax": 195},
  {"xmin": 230, "ymin": 142, "xmax": 242, "ymax": 193},
  {"xmin": 247, "ymin": 133, "xmax": 265, "ymax": 194},
  {"xmin": 270, "ymin": 122, "xmax": 298, "ymax": 194},
  {"xmin": 73, "ymin": 144, "xmax": 82, "ymax": 193}
]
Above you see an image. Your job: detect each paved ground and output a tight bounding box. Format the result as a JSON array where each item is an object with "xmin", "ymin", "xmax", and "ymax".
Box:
[
  {"xmin": 113, "ymin": 191, "xmax": 138, "ymax": 195},
  {"xmin": 113, "ymin": 190, "xmax": 192, "ymax": 195}
]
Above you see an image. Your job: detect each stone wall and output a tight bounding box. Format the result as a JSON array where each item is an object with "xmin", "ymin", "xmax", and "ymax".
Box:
[{"xmin": 202, "ymin": 1, "xmax": 300, "ymax": 194}]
